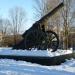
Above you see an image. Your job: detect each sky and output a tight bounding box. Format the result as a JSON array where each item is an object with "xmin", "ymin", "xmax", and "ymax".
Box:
[
  {"xmin": 0, "ymin": 0, "xmax": 75, "ymax": 33},
  {"xmin": 0, "ymin": 0, "xmax": 62, "ymax": 33},
  {"xmin": 0, "ymin": 0, "xmax": 35, "ymax": 33}
]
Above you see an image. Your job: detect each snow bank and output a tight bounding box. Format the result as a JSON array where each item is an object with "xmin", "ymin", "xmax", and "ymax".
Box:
[
  {"xmin": 0, "ymin": 59, "xmax": 75, "ymax": 75},
  {"xmin": 0, "ymin": 47, "xmax": 73, "ymax": 57}
]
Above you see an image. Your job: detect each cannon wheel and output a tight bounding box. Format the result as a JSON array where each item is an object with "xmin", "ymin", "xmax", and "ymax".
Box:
[
  {"xmin": 45, "ymin": 31, "xmax": 59, "ymax": 52},
  {"xmin": 25, "ymin": 30, "xmax": 59, "ymax": 52}
]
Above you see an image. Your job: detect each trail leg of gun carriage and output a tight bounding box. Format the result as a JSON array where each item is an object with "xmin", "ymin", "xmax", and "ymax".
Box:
[{"xmin": 0, "ymin": 2, "xmax": 75, "ymax": 66}]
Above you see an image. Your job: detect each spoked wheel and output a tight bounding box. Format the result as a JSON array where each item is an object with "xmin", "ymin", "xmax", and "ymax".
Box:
[
  {"xmin": 44, "ymin": 30, "xmax": 59, "ymax": 52},
  {"xmin": 25, "ymin": 30, "xmax": 46, "ymax": 50},
  {"xmin": 25, "ymin": 30, "xmax": 59, "ymax": 51}
]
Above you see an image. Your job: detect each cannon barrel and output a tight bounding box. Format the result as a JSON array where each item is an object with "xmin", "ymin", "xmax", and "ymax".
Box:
[
  {"xmin": 22, "ymin": 2, "xmax": 64, "ymax": 37},
  {"xmin": 39, "ymin": 2, "xmax": 64, "ymax": 23}
]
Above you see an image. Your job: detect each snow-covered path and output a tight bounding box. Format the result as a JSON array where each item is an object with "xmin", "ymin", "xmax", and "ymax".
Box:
[{"xmin": 0, "ymin": 59, "xmax": 75, "ymax": 75}]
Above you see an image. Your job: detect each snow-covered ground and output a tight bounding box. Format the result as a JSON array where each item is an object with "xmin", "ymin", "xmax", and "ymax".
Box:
[
  {"xmin": 0, "ymin": 47, "xmax": 73, "ymax": 57},
  {"xmin": 0, "ymin": 47, "xmax": 75, "ymax": 75},
  {"xmin": 0, "ymin": 59, "xmax": 75, "ymax": 75}
]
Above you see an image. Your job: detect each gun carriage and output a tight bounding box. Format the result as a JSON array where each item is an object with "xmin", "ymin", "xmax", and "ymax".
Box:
[{"xmin": 13, "ymin": 2, "xmax": 64, "ymax": 52}]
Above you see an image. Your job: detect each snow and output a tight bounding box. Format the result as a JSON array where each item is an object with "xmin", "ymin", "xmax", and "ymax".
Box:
[
  {"xmin": 0, "ymin": 47, "xmax": 74, "ymax": 75},
  {"xmin": 0, "ymin": 59, "xmax": 75, "ymax": 75},
  {"xmin": 0, "ymin": 47, "xmax": 73, "ymax": 57}
]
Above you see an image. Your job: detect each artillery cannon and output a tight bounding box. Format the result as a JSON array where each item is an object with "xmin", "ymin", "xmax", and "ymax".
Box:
[
  {"xmin": 1, "ymin": 2, "xmax": 74, "ymax": 66},
  {"xmin": 13, "ymin": 2, "xmax": 64, "ymax": 52}
]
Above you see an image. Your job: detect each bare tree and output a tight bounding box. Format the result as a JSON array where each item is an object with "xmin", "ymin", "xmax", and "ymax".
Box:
[
  {"xmin": 0, "ymin": 18, "xmax": 11, "ymax": 46},
  {"xmin": 0, "ymin": 18, "xmax": 10, "ymax": 35},
  {"xmin": 61, "ymin": 0, "xmax": 75, "ymax": 49},
  {"xmin": 33, "ymin": 0, "xmax": 51, "ymax": 21},
  {"xmin": 33, "ymin": 0, "xmax": 61, "ymax": 20},
  {"xmin": 3, "ymin": 19, "xmax": 11, "ymax": 35},
  {"xmin": 9, "ymin": 6, "xmax": 26, "ymax": 44},
  {"xmin": 0, "ymin": 19, "xmax": 3, "ymax": 32}
]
